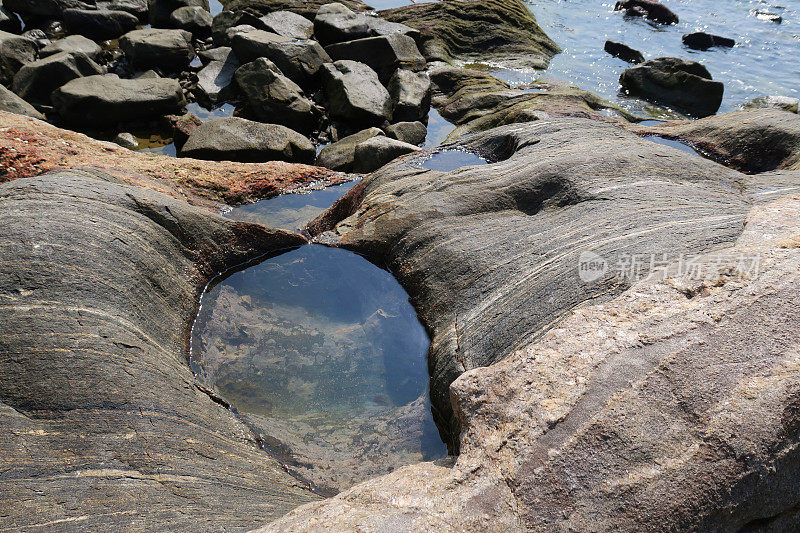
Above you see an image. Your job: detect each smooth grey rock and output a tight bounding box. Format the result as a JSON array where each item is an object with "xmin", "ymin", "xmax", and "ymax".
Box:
[
  {"xmin": 211, "ymin": 10, "xmax": 265, "ymax": 45},
  {"xmin": 148, "ymin": 0, "xmax": 208, "ymax": 27},
  {"xmin": 259, "ymin": 10, "xmax": 313, "ymax": 39},
  {"xmin": 195, "ymin": 49, "xmax": 239, "ymax": 103},
  {"xmin": 62, "ymin": 8, "xmax": 139, "ymax": 40},
  {"xmin": 231, "ymin": 28, "xmax": 330, "ymax": 86},
  {"xmin": 229, "ymin": 27, "xmax": 289, "ymax": 61},
  {"xmin": 325, "ymin": 32, "xmax": 426, "ymax": 83},
  {"xmin": 2, "ymin": 0, "xmax": 94, "ymax": 18},
  {"xmin": 743, "ymin": 95, "xmax": 799, "ymax": 114},
  {"xmin": 0, "ymin": 30, "xmax": 37, "ymax": 85},
  {"xmin": 314, "ymin": 2, "xmax": 418, "ymax": 45},
  {"xmin": 113, "ymin": 131, "xmax": 138, "ymax": 148},
  {"xmin": 315, "ymin": 126, "xmax": 383, "ymax": 171},
  {"xmin": 234, "ymin": 57, "xmax": 321, "ymax": 134},
  {"xmin": 385, "ymin": 120, "xmax": 426, "ymax": 145},
  {"xmin": 682, "ymin": 32, "xmax": 735, "ymax": 51},
  {"xmin": 614, "ymin": 0, "xmax": 678, "ymax": 24},
  {"xmin": 97, "ymin": 0, "xmax": 148, "ymax": 19},
  {"xmin": 389, "ymin": 68, "xmax": 431, "ymax": 122},
  {"xmin": 52, "ymin": 74, "xmax": 185, "ymax": 125},
  {"xmin": 170, "ymin": 6, "xmax": 213, "ymax": 37},
  {"xmin": 0, "ymin": 83, "xmax": 44, "ymax": 119},
  {"xmin": 322, "ymin": 59, "xmax": 392, "ymax": 129},
  {"xmin": 620, "ymin": 57, "xmax": 724, "ymax": 118},
  {"xmin": 40, "ymin": 35, "xmax": 102, "ymax": 60},
  {"xmin": 604, "ymin": 40, "xmax": 644, "ymax": 64},
  {"xmin": 119, "ymin": 28, "xmax": 195, "ymax": 71},
  {"xmin": 198, "ymin": 45, "xmax": 235, "ymax": 64},
  {"xmin": 180, "ymin": 116, "xmax": 316, "ymax": 163},
  {"xmin": 12, "ymin": 51, "xmax": 103, "ymax": 108},
  {"xmin": 352, "ymin": 134, "xmax": 420, "ymax": 172}
]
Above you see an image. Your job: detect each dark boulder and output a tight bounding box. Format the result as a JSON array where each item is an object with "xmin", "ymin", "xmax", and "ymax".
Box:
[
  {"xmin": 604, "ymin": 40, "xmax": 644, "ymax": 64},
  {"xmin": 385, "ymin": 120, "xmax": 426, "ymax": 146},
  {"xmin": 259, "ymin": 9, "xmax": 313, "ymax": 39},
  {"xmin": 119, "ymin": 28, "xmax": 195, "ymax": 71},
  {"xmin": 147, "ymin": 0, "xmax": 208, "ymax": 27},
  {"xmin": 315, "ymin": 126, "xmax": 383, "ymax": 171},
  {"xmin": 231, "ymin": 28, "xmax": 330, "ymax": 86},
  {"xmin": 352, "ymin": 134, "xmax": 420, "ymax": 173},
  {"xmin": 169, "ymin": 6, "xmax": 213, "ymax": 37},
  {"xmin": 682, "ymin": 32, "xmax": 735, "ymax": 51},
  {"xmin": 0, "ymin": 83, "xmax": 44, "ymax": 118},
  {"xmin": 12, "ymin": 51, "xmax": 103, "ymax": 108},
  {"xmin": 614, "ymin": 0, "xmax": 679, "ymax": 24},
  {"xmin": 743, "ymin": 95, "xmax": 799, "ymax": 114},
  {"xmin": 40, "ymin": 34, "xmax": 102, "ymax": 60},
  {"xmin": 322, "ymin": 59, "xmax": 392, "ymax": 129},
  {"xmin": 180, "ymin": 116, "xmax": 316, "ymax": 163},
  {"xmin": 62, "ymin": 8, "xmax": 139, "ymax": 40},
  {"xmin": 325, "ymin": 32, "xmax": 426, "ymax": 83},
  {"xmin": 388, "ymin": 68, "xmax": 431, "ymax": 122},
  {"xmin": 52, "ymin": 74, "xmax": 185, "ymax": 125},
  {"xmin": 0, "ymin": 30, "xmax": 37, "ymax": 85},
  {"xmin": 2, "ymin": 0, "xmax": 95, "ymax": 18},
  {"xmin": 620, "ymin": 57, "xmax": 723, "ymax": 117}
]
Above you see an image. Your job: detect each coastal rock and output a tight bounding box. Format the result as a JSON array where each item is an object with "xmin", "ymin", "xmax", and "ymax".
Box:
[
  {"xmin": 180, "ymin": 116, "xmax": 316, "ymax": 163},
  {"xmin": 0, "ymin": 83, "xmax": 44, "ymax": 119},
  {"xmin": 0, "ymin": 3, "xmax": 21, "ymax": 33},
  {"xmin": 604, "ymin": 40, "xmax": 644, "ymax": 63},
  {"xmin": 614, "ymin": 0, "xmax": 678, "ymax": 24},
  {"xmin": 743, "ymin": 95, "xmax": 799, "ymax": 114},
  {"xmin": 112, "ymin": 130, "xmax": 137, "ymax": 147},
  {"xmin": 385, "ymin": 120, "xmax": 426, "ymax": 145},
  {"xmin": 620, "ymin": 57, "xmax": 724, "ymax": 117},
  {"xmin": 165, "ymin": 111, "xmax": 201, "ymax": 149},
  {"xmin": 119, "ymin": 28, "xmax": 195, "ymax": 71},
  {"xmin": 326, "ymin": 33, "xmax": 426, "ymax": 84},
  {"xmin": 314, "ymin": 2, "xmax": 369, "ymax": 44},
  {"xmin": 234, "ymin": 57, "xmax": 322, "ymax": 134},
  {"xmin": 388, "ymin": 68, "xmax": 431, "ymax": 122},
  {"xmin": 352, "ymin": 134, "xmax": 420, "ymax": 173},
  {"xmin": 40, "ymin": 34, "xmax": 102, "ymax": 60},
  {"xmin": 315, "ymin": 126, "xmax": 383, "ymax": 171},
  {"xmin": 62, "ymin": 8, "xmax": 139, "ymax": 40},
  {"xmin": 2, "ymin": 0, "xmax": 95, "ymax": 18},
  {"xmin": 230, "ymin": 27, "xmax": 290, "ymax": 61},
  {"xmin": 231, "ymin": 29, "xmax": 330, "ymax": 86},
  {"xmin": 147, "ymin": 0, "xmax": 209, "ymax": 27},
  {"xmin": 97, "ymin": 0, "xmax": 148, "ymax": 19},
  {"xmin": 169, "ymin": 5, "xmax": 213, "ymax": 37},
  {"xmin": 195, "ymin": 47, "xmax": 239, "ymax": 103},
  {"xmin": 380, "ymin": 0, "xmax": 560, "ymax": 70},
  {"xmin": 12, "ymin": 51, "xmax": 103, "ymax": 108},
  {"xmin": 0, "ymin": 30, "xmax": 38, "ymax": 85},
  {"xmin": 222, "ymin": 0, "xmax": 366, "ymax": 19},
  {"xmin": 322, "ymin": 60, "xmax": 392, "ymax": 130},
  {"xmin": 259, "ymin": 10, "xmax": 313, "ymax": 39},
  {"xmin": 52, "ymin": 75, "xmax": 185, "ymax": 125},
  {"xmin": 683, "ymin": 32, "xmax": 735, "ymax": 50}
]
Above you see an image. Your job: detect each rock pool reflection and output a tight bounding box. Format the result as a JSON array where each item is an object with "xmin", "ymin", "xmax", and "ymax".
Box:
[
  {"xmin": 191, "ymin": 243, "xmax": 447, "ymax": 494},
  {"xmin": 420, "ymin": 149, "xmax": 488, "ymax": 171}
]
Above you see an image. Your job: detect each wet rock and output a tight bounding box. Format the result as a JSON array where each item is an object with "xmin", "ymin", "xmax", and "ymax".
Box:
[
  {"xmin": 743, "ymin": 95, "xmax": 799, "ymax": 114},
  {"xmin": 752, "ymin": 9, "xmax": 782, "ymax": 23},
  {"xmin": 148, "ymin": 0, "xmax": 208, "ymax": 27},
  {"xmin": 2, "ymin": 0, "xmax": 95, "ymax": 18},
  {"xmin": 180, "ymin": 116, "xmax": 316, "ymax": 163},
  {"xmin": 352, "ymin": 135, "xmax": 420, "ymax": 173},
  {"xmin": 235, "ymin": 57, "xmax": 321, "ymax": 134},
  {"xmin": 170, "ymin": 5, "xmax": 213, "ymax": 37},
  {"xmin": 195, "ymin": 48, "xmax": 239, "ymax": 103},
  {"xmin": 12, "ymin": 51, "xmax": 103, "ymax": 108},
  {"xmin": 380, "ymin": 0, "xmax": 560, "ymax": 70},
  {"xmin": 322, "ymin": 60, "xmax": 392, "ymax": 129},
  {"xmin": 385, "ymin": 120, "xmax": 426, "ymax": 146},
  {"xmin": 0, "ymin": 30, "xmax": 38, "ymax": 85},
  {"xmin": 0, "ymin": 83, "xmax": 44, "ymax": 119},
  {"xmin": 614, "ymin": 0, "xmax": 678, "ymax": 24},
  {"xmin": 119, "ymin": 28, "xmax": 195, "ymax": 71},
  {"xmin": 40, "ymin": 34, "xmax": 102, "ymax": 60},
  {"xmin": 0, "ymin": 3, "xmax": 21, "ymax": 33},
  {"xmin": 62, "ymin": 8, "xmax": 139, "ymax": 40},
  {"xmin": 604, "ymin": 40, "xmax": 644, "ymax": 64},
  {"xmin": 315, "ymin": 126, "xmax": 382, "ymax": 171},
  {"xmin": 223, "ymin": 0, "xmax": 366, "ymax": 20},
  {"xmin": 325, "ymin": 32, "xmax": 426, "ymax": 83},
  {"xmin": 165, "ymin": 111, "xmax": 201, "ymax": 149},
  {"xmin": 52, "ymin": 74, "xmax": 185, "ymax": 125},
  {"xmin": 112, "ymin": 131, "xmax": 138, "ymax": 148},
  {"xmin": 682, "ymin": 32, "xmax": 735, "ymax": 50},
  {"xmin": 231, "ymin": 28, "xmax": 330, "ymax": 86},
  {"xmin": 259, "ymin": 9, "xmax": 313, "ymax": 39},
  {"xmin": 620, "ymin": 57, "xmax": 724, "ymax": 118},
  {"xmin": 388, "ymin": 68, "xmax": 431, "ymax": 122}
]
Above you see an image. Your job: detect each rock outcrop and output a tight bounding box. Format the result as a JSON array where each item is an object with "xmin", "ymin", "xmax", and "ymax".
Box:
[
  {"xmin": 614, "ymin": 0, "xmax": 678, "ymax": 24},
  {"xmin": 221, "ymin": 0, "xmax": 366, "ymax": 19}
]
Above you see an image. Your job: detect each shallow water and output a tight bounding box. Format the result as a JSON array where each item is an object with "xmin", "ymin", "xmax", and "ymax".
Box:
[
  {"xmin": 423, "ymin": 107, "xmax": 457, "ymax": 148},
  {"xmin": 420, "ymin": 149, "xmax": 488, "ymax": 171},
  {"xmin": 643, "ymin": 135, "xmax": 702, "ymax": 156},
  {"xmin": 209, "ymin": 0, "xmax": 224, "ymax": 16}
]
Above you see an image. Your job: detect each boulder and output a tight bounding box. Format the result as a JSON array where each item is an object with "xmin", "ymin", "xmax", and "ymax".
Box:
[
  {"xmin": 198, "ymin": 45, "xmax": 235, "ymax": 63},
  {"xmin": 614, "ymin": 0, "xmax": 679, "ymax": 24},
  {"xmin": 0, "ymin": 30, "xmax": 37, "ymax": 85},
  {"xmin": 325, "ymin": 32, "xmax": 426, "ymax": 83},
  {"xmin": 0, "ymin": 3, "xmax": 21, "ymax": 33},
  {"xmin": 380, "ymin": 0, "xmax": 560, "ymax": 69},
  {"xmin": 234, "ymin": 57, "xmax": 321, "ymax": 134},
  {"xmin": 180, "ymin": 116, "xmax": 316, "ymax": 163},
  {"xmin": 169, "ymin": 5, "xmax": 213, "ymax": 37},
  {"xmin": 314, "ymin": 2, "xmax": 370, "ymax": 44},
  {"xmin": 97, "ymin": 0, "xmax": 148, "ymax": 19},
  {"xmin": 388, "ymin": 68, "xmax": 431, "ymax": 122},
  {"xmin": 0, "ymin": 83, "xmax": 44, "ymax": 119},
  {"xmin": 743, "ymin": 95, "xmax": 799, "ymax": 114},
  {"xmin": 322, "ymin": 60, "xmax": 392, "ymax": 129},
  {"xmin": 211, "ymin": 10, "xmax": 265, "ymax": 45},
  {"xmin": 683, "ymin": 32, "xmax": 735, "ymax": 50},
  {"xmin": 112, "ymin": 131, "xmax": 138, "ymax": 148},
  {"xmin": 119, "ymin": 28, "xmax": 195, "ymax": 71},
  {"xmin": 385, "ymin": 120, "xmax": 426, "ymax": 145},
  {"xmin": 12, "ymin": 51, "xmax": 103, "ymax": 108},
  {"xmin": 259, "ymin": 9, "xmax": 313, "ymax": 39},
  {"xmin": 52, "ymin": 74, "xmax": 185, "ymax": 125},
  {"xmin": 2, "ymin": 0, "xmax": 95, "ymax": 18},
  {"xmin": 604, "ymin": 40, "xmax": 644, "ymax": 63},
  {"xmin": 147, "ymin": 0, "xmax": 208, "ymax": 27},
  {"xmin": 165, "ymin": 112, "xmax": 201, "ymax": 149},
  {"xmin": 222, "ymin": 0, "xmax": 366, "ymax": 19},
  {"xmin": 62, "ymin": 8, "xmax": 139, "ymax": 40},
  {"xmin": 352, "ymin": 135, "xmax": 420, "ymax": 173},
  {"xmin": 315, "ymin": 126, "xmax": 383, "ymax": 171},
  {"xmin": 195, "ymin": 48, "xmax": 239, "ymax": 103},
  {"xmin": 40, "ymin": 35, "xmax": 102, "ymax": 60},
  {"xmin": 620, "ymin": 57, "xmax": 724, "ymax": 118},
  {"xmin": 231, "ymin": 28, "xmax": 330, "ymax": 86}
]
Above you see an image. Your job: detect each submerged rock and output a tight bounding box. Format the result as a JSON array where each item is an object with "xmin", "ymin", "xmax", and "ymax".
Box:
[
  {"xmin": 120, "ymin": 28, "xmax": 196, "ymax": 71},
  {"xmin": 259, "ymin": 9, "xmax": 314, "ymax": 39},
  {"xmin": 604, "ymin": 40, "xmax": 644, "ymax": 64},
  {"xmin": 148, "ymin": 0, "xmax": 209, "ymax": 27},
  {"xmin": 196, "ymin": 47, "xmax": 239, "ymax": 103},
  {"xmin": 180, "ymin": 116, "xmax": 316, "ymax": 163},
  {"xmin": 352, "ymin": 134, "xmax": 420, "ymax": 173},
  {"xmin": 315, "ymin": 126, "xmax": 383, "ymax": 171},
  {"xmin": 682, "ymin": 32, "xmax": 735, "ymax": 50},
  {"xmin": 620, "ymin": 57, "xmax": 724, "ymax": 118},
  {"xmin": 12, "ymin": 51, "xmax": 104, "ymax": 108},
  {"xmin": 322, "ymin": 59, "xmax": 392, "ymax": 130},
  {"xmin": 614, "ymin": 0, "xmax": 678, "ymax": 24}
]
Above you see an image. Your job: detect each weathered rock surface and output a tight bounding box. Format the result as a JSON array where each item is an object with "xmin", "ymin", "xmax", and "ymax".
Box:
[
  {"xmin": 315, "ymin": 126, "xmax": 382, "ymax": 172},
  {"xmin": 604, "ymin": 40, "xmax": 644, "ymax": 63},
  {"xmin": 385, "ymin": 120, "xmax": 426, "ymax": 146},
  {"xmin": 620, "ymin": 57, "xmax": 724, "ymax": 118},
  {"xmin": 221, "ymin": 0, "xmax": 366, "ymax": 19},
  {"xmin": 98, "ymin": 0, "xmax": 148, "ymax": 19},
  {"xmin": 380, "ymin": 0, "xmax": 560, "ymax": 69},
  {"xmin": 12, "ymin": 51, "xmax": 103, "ymax": 108},
  {"xmin": 196, "ymin": 47, "xmax": 239, "ymax": 103},
  {"xmin": 352, "ymin": 134, "xmax": 420, "ymax": 173},
  {"xmin": 313, "ymin": 2, "xmax": 417, "ymax": 46},
  {"xmin": 148, "ymin": 0, "xmax": 208, "ymax": 27},
  {"xmin": 0, "ymin": 30, "xmax": 38, "ymax": 85},
  {"xmin": 3, "ymin": 0, "xmax": 95, "ymax": 18},
  {"xmin": 683, "ymin": 31, "xmax": 735, "ymax": 50},
  {"xmin": 170, "ymin": 5, "xmax": 213, "ymax": 37},
  {"xmin": 614, "ymin": 0, "xmax": 678, "ymax": 24},
  {"xmin": 120, "ymin": 28, "xmax": 195, "ymax": 71},
  {"xmin": 40, "ymin": 34, "xmax": 102, "ymax": 60},
  {"xmin": 322, "ymin": 59, "xmax": 392, "ymax": 129},
  {"xmin": 63, "ymin": 8, "xmax": 139, "ymax": 40},
  {"xmin": 326, "ymin": 32, "xmax": 425, "ymax": 83},
  {"xmin": 231, "ymin": 29, "xmax": 329, "ymax": 86},
  {"xmin": 0, "ymin": 168, "xmax": 322, "ymax": 531},
  {"xmin": 743, "ymin": 95, "xmax": 799, "ymax": 114},
  {"xmin": 52, "ymin": 74, "xmax": 186, "ymax": 125},
  {"xmin": 259, "ymin": 9, "xmax": 313, "ymax": 39},
  {"xmin": 388, "ymin": 68, "xmax": 430, "ymax": 122},
  {"xmin": 180, "ymin": 116, "xmax": 316, "ymax": 164},
  {"xmin": 165, "ymin": 111, "xmax": 201, "ymax": 150},
  {"xmin": 0, "ymin": 83, "xmax": 44, "ymax": 119}
]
